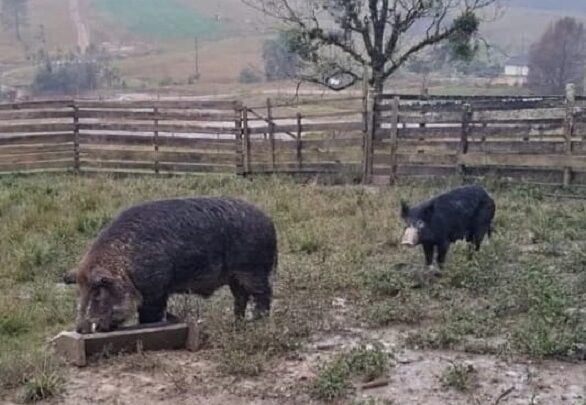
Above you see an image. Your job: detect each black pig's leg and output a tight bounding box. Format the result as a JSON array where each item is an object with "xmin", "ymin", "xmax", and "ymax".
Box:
[
  {"xmin": 229, "ymin": 279, "xmax": 250, "ymax": 320},
  {"xmin": 252, "ymin": 280, "xmax": 272, "ymax": 320},
  {"xmin": 138, "ymin": 295, "xmax": 168, "ymax": 324},
  {"xmin": 233, "ymin": 272, "xmax": 272, "ymax": 320},
  {"xmin": 423, "ymin": 243, "xmax": 434, "ymax": 267},
  {"xmin": 437, "ymin": 243, "xmax": 450, "ymax": 269}
]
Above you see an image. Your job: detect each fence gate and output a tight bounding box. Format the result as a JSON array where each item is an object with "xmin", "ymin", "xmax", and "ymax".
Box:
[{"xmin": 240, "ymin": 97, "xmax": 365, "ymax": 178}]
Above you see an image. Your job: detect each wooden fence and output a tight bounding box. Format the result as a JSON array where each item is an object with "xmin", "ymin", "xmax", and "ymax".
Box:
[
  {"xmin": 1, "ymin": 88, "xmax": 586, "ymax": 187},
  {"xmin": 0, "ymin": 99, "xmax": 242, "ymax": 175},
  {"xmin": 368, "ymin": 86, "xmax": 586, "ymax": 187},
  {"xmin": 241, "ymin": 96, "xmax": 364, "ymax": 177}
]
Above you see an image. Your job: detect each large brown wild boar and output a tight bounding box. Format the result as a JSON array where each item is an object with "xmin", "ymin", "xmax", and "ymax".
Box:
[{"xmin": 65, "ymin": 197, "xmax": 278, "ymax": 333}]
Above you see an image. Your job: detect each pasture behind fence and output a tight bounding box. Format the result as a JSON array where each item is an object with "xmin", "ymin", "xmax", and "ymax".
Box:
[{"xmin": 1, "ymin": 87, "xmax": 586, "ymax": 187}]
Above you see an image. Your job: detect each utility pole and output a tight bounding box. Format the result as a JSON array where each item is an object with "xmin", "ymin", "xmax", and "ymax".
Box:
[{"xmin": 194, "ymin": 37, "xmax": 200, "ymax": 81}]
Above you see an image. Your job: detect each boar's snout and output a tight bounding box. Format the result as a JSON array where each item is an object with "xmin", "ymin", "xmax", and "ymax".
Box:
[{"xmin": 401, "ymin": 226, "xmax": 419, "ymax": 246}]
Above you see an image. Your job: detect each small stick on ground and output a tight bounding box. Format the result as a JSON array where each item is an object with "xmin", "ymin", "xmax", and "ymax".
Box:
[
  {"xmin": 494, "ymin": 386, "xmax": 515, "ymax": 404},
  {"xmin": 360, "ymin": 378, "xmax": 390, "ymax": 390}
]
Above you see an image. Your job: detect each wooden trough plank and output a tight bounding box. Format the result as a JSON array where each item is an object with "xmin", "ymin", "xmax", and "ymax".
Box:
[
  {"xmin": 52, "ymin": 321, "xmax": 203, "ymax": 367},
  {"xmin": 0, "ymin": 133, "xmax": 73, "ymax": 146}
]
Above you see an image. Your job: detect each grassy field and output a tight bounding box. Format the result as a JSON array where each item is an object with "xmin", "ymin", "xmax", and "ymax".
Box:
[
  {"xmin": 92, "ymin": 0, "xmax": 220, "ymax": 40},
  {"xmin": 0, "ymin": 173, "xmax": 585, "ymax": 403}
]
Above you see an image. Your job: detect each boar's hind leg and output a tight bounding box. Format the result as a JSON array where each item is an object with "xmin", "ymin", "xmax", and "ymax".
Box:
[
  {"xmin": 233, "ymin": 273, "xmax": 272, "ymax": 320},
  {"xmin": 229, "ymin": 279, "xmax": 250, "ymax": 320},
  {"xmin": 138, "ymin": 295, "xmax": 168, "ymax": 324}
]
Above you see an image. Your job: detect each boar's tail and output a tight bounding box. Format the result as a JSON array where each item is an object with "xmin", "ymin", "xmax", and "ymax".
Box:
[{"xmin": 273, "ymin": 250, "xmax": 279, "ymax": 273}]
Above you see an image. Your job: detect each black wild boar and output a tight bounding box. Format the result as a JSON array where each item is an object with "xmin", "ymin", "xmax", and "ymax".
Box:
[
  {"xmin": 65, "ymin": 197, "xmax": 278, "ymax": 333},
  {"xmin": 400, "ymin": 185, "xmax": 495, "ymax": 269}
]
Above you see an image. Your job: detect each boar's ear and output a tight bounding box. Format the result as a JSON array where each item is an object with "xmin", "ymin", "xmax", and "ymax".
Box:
[
  {"xmin": 400, "ymin": 200, "xmax": 410, "ymax": 219},
  {"xmin": 90, "ymin": 270, "xmax": 116, "ymax": 287}
]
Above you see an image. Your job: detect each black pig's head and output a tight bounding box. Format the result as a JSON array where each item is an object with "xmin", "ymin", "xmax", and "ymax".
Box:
[{"xmin": 400, "ymin": 200, "xmax": 434, "ymax": 247}]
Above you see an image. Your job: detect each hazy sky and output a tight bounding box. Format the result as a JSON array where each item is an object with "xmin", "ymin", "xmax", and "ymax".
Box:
[{"xmin": 509, "ymin": 0, "xmax": 586, "ymax": 12}]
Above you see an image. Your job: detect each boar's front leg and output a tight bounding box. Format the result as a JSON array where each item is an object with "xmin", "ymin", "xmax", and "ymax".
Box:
[
  {"xmin": 422, "ymin": 243, "xmax": 435, "ymax": 268},
  {"xmin": 75, "ymin": 288, "xmax": 92, "ymax": 333},
  {"xmin": 436, "ymin": 242, "xmax": 450, "ymax": 270},
  {"xmin": 138, "ymin": 295, "xmax": 168, "ymax": 324}
]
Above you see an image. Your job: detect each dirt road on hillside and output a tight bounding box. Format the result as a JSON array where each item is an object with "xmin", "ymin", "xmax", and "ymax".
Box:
[{"xmin": 69, "ymin": 0, "xmax": 90, "ymax": 53}]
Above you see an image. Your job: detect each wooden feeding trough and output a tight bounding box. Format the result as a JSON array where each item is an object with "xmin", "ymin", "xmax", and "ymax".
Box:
[{"xmin": 51, "ymin": 319, "xmax": 203, "ymax": 366}]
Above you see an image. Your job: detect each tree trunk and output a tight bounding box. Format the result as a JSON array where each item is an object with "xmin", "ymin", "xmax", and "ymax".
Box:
[{"xmin": 372, "ymin": 70, "xmax": 384, "ymax": 95}]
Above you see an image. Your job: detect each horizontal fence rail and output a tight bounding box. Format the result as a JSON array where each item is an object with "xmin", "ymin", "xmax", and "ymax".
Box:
[{"xmin": 0, "ymin": 87, "xmax": 585, "ymax": 187}]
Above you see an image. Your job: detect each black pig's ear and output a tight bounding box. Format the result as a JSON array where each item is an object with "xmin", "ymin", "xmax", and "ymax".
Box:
[
  {"xmin": 422, "ymin": 203, "xmax": 435, "ymax": 220},
  {"xmin": 400, "ymin": 200, "xmax": 410, "ymax": 219}
]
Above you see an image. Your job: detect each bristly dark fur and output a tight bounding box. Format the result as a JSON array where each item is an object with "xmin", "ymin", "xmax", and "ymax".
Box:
[
  {"xmin": 74, "ymin": 197, "xmax": 278, "ymax": 332},
  {"xmin": 402, "ymin": 185, "xmax": 495, "ymax": 268}
]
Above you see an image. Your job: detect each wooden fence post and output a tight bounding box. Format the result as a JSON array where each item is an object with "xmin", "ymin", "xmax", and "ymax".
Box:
[
  {"xmin": 563, "ymin": 83, "xmax": 576, "ymax": 187},
  {"xmin": 242, "ymin": 106, "xmax": 251, "ymax": 175},
  {"xmin": 296, "ymin": 113, "xmax": 303, "ymax": 171},
  {"xmin": 459, "ymin": 103, "xmax": 472, "ymax": 180},
  {"xmin": 153, "ymin": 105, "xmax": 159, "ymax": 175},
  {"xmin": 267, "ymin": 98, "xmax": 276, "ymax": 172},
  {"xmin": 363, "ymin": 87, "xmax": 375, "ymax": 184},
  {"xmin": 234, "ymin": 101, "xmax": 244, "ymax": 175},
  {"xmin": 389, "ymin": 96, "xmax": 400, "ymax": 184},
  {"xmin": 73, "ymin": 103, "xmax": 80, "ymax": 174}
]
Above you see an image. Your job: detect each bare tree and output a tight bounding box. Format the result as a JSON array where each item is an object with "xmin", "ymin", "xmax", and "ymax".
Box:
[
  {"xmin": 528, "ymin": 17, "xmax": 586, "ymax": 95},
  {"xmin": 243, "ymin": 0, "xmax": 499, "ymax": 92},
  {"xmin": 1, "ymin": 0, "xmax": 28, "ymax": 41}
]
